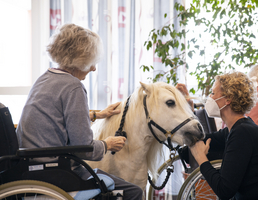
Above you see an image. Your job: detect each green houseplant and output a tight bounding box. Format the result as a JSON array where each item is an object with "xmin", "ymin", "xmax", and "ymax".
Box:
[{"xmin": 141, "ymin": 0, "xmax": 258, "ymax": 96}]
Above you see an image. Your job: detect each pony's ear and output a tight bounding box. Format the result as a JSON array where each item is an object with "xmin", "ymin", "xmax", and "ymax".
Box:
[{"xmin": 140, "ymin": 82, "xmax": 151, "ymax": 96}]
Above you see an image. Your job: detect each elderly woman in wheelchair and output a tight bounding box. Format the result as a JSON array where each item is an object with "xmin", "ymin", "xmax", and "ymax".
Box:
[{"xmin": 0, "ymin": 23, "xmax": 142, "ymax": 200}]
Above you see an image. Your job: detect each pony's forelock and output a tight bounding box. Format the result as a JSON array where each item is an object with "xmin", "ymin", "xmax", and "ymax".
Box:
[
  {"xmin": 167, "ymin": 85, "xmax": 194, "ymax": 116},
  {"xmin": 145, "ymin": 82, "xmax": 193, "ymax": 116}
]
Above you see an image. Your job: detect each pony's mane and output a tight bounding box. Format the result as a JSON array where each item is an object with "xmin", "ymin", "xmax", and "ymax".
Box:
[
  {"xmin": 92, "ymin": 82, "xmax": 193, "ymax": 179},
  {"xmin": 92, "ymin": 86, "xmax": 145, "ymax": 141}
]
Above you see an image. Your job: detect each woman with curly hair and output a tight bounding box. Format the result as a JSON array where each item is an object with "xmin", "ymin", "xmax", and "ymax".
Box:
[
  {"xmin": 16, "ymin": 23, "xmax": 142, "ymax": 199},
  {"xmin": 189, "ymin": 71, "xmax": 258, "ymax": 200}
]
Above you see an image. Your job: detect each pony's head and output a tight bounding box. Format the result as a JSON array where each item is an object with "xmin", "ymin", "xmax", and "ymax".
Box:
[
  {"xmin": 90, "ymin": 82, "xmax": 205, "ymax": 186},
  {"xmin": 140, "ymin": 82, "xmax": 204, "ymax": 147}
]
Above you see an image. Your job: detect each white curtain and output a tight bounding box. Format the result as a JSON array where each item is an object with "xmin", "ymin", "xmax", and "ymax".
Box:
[{"xmin": 50, "ymin": 0, "xmax": 186, "ymax": 110}]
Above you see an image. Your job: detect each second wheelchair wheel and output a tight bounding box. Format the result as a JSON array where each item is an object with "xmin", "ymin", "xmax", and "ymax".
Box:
[
  {"xmin": 0, "ymin": 180, "xmax": 73, "ymax": 200},
  {"xmin": 148, "ymin": 155, "xmax": 186, "ymax": 200},
  {"xmin": 177, "ymin": 159, "xmax": 222, "ymax": 200}
]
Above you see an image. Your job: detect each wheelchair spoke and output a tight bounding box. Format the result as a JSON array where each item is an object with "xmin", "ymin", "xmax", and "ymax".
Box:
[{"xmin": 177, "ymin": 160, "xmax": 222, "ymax": 200}]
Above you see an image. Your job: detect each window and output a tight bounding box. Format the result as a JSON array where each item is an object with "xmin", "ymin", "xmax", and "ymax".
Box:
[
  {"xmin": 0, "ymin": 0, "xmax": 31, "ymax": 123},
  {"xmin": 0, "ymin": 0, "xmax": 50, "ymax": 124}
]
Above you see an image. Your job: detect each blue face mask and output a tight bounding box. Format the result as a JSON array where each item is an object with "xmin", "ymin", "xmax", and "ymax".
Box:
[{"xmin": 205, "ymin": 96, "xmax": 227, "ymax": 118}]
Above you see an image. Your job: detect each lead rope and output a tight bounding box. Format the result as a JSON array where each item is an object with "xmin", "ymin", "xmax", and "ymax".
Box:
[
  {"xmin": 147, "ymin": 147, "xmax": 179, "ymax": 190},
  {"xmin": 111, "ymin": 96, "xmax": 131, "ymax": 155}
]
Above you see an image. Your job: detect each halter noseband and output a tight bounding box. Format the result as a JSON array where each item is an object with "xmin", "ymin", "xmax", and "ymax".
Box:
[{"xmin": 143, "ymin": 95, "xmax": 194, "ymax": 150}]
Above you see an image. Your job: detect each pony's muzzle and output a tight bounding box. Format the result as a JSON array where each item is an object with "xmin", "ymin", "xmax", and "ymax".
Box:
[
  {"xmin": 184, "ymin": 132, "xmax": 202, "ymax": 147},
  {"xmin": 184, "ymin": 122, "xmax": 205, "ymax": 146}
]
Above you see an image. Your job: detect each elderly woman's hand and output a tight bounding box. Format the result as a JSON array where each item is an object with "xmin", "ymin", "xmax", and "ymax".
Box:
[
  {"xmin": 98, "ymin": 102, "xmax": 121, "ymax": 119},
  {"xmin": 176, "ymin": 83, "xmax": 190, "ymax": 97},
  {"xmin": 189, "ymin": 138, "xmax": 211, "ymax": 166},
  {"xmin": 104, "ymin": 136, "xmax": 126, "ymax": 152}
]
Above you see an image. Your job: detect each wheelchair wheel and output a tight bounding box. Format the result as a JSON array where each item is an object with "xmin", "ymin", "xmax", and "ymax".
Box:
[
  {"xmin": 177, "ymin": 159, "xmax": 222, "ymax": 200},
  {"xmin": 0, "ymin": 180, "xmax": 73, "ymax": 200},
  {"xmin": 148, "ymin": 155, "xmax": 185, "ymax": 200}
]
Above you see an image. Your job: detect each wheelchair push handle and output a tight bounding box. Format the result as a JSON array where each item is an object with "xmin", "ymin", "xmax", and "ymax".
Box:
[{"xmin": 17, "ymin": 145, "xmax": 94, "ymax": 158}]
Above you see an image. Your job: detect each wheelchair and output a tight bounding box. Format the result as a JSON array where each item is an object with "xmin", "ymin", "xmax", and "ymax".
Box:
[{"xmin": 0, "ymin": 105, "xmax": 123, "ymax": 200}]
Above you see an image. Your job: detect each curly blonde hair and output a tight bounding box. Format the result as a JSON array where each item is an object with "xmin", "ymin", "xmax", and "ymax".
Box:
[
  {"xmin": 47, "ymin": 23, "xmax": 103, "ymax": 72},
  {"xmin": 216, "ymin": 71, "xmax": 257, "ymax": 114}
]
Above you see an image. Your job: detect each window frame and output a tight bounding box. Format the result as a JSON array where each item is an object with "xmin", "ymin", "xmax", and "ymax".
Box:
[{"xmin": 0, "ymin": 0, "xmax": 50, "ymax": 96}]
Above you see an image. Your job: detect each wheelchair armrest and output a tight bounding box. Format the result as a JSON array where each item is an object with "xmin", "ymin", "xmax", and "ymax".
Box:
[{"xmin": 16, "ymin": 145, "xmax": 93, "ymax": 158}]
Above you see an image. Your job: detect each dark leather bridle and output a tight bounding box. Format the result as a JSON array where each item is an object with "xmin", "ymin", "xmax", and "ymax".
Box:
[
  {"xmin": 143, "ymin": 95, "xmax": 195, "ymax": 150},
  {"xmin": 112, "ymin": 94, "xmax": 195, "ymax": 153}
]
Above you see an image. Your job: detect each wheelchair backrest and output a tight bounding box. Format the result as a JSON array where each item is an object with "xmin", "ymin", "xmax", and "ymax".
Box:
[
  {"xmin": 195, "ymin": 108, "xmax": 217, "ymax": 134},
  {"xmin": 0, "ymin": 106, "xmax": 19, "ymax": 171},
  {"xmin": 196, "ymin": 108, "xmax": 224, "ymax": 161}
]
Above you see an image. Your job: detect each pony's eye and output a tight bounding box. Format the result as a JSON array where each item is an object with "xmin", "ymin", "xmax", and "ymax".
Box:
[{"xmin": 166, "ymin": 100, "xmax": 175, "ymax": 107}]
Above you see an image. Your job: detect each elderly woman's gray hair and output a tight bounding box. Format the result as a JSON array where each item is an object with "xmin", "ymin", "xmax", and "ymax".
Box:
[{"xmin": 47, "ymin": 23, "xmax": 103, "ymax": 72}]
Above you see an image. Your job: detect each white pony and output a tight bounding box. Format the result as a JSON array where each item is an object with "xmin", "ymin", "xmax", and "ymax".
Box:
[{"xmin": 88, "ymin": 82, "xmax": 204, "ymax": 190}]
